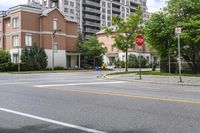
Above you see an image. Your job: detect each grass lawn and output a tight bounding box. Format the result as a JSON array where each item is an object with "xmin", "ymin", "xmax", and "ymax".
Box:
[{"xmin": 108, "ymin": 71, "xmax": 200, "ymax": 77}]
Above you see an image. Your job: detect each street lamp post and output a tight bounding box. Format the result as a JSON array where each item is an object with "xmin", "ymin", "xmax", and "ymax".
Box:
[
  {"xmin": 17, "ymin": 46, "xmax": 20, "ymax": 72},
  {"xmin": 177, "ymin": 33, "xmax": 182, "ymax": 82},
  {"xmin": 52, "ymin": 29, "xmax": 61, "ymax": 70},
  {"xmin": 52, "ymin": 31, "xmax": 56, "ymax": 70}
]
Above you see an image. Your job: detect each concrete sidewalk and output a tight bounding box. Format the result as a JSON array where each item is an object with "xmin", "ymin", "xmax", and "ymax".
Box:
[{"xmin": 106, "ymin": 73, "xmax": 200, "ymax": 86}]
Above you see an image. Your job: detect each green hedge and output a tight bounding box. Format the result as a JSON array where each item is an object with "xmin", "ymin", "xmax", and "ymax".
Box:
[{"xmin": 0, "ymin": 63, "xmax": 34, "ymax": 71}]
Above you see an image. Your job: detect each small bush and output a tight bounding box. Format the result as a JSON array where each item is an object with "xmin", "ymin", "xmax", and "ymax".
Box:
[
  {"xmin": 0, "ymin": 62, "xmax": 34, "ymax": 71},
  {"xmin": 114, "ymin": 60, "xmax": 125, "ymax": 68},
  {"xmin": 0, "ymin": 51, "xmax": 10, "ymax": 64},
  {"xmin": 54, "ymin": 66, "xmax": 66, "ymax": 70}
]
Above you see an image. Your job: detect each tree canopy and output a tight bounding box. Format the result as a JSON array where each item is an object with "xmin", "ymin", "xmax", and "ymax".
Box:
[
  {"xmin": 79, "ymin": 37, "xmax": 107, "ymax": 68},
  {"xmin": 0, "ymin": 50, "xmax": 10, "ymax": 64},
  {"xmin": 21, "ymin": 44, "xmax": 48, "ymax": 70},
  {"xmin": 105, "ymin": 7, "xmax": 143, "ymax": 71},
  {"xmin": 144, "ymin": 0, "xmax": 200, "ymax": 73}
]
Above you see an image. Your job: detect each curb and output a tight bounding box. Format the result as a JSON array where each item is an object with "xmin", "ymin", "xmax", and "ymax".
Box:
[{"xmin": 104, "ymin": 75, "xmax": 200, "ymax": 87}]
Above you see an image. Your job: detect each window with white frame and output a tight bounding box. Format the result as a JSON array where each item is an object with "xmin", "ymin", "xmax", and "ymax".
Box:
[
  {"xmin": 12, "ymin": 35, "xmax": 19, "ymax": 47},
  {"xmin": 70, "ymin": 9, "xmax": 74, "ymax": 14},
  {"xmin": 25, "ymin": 35, "xmax": 32, "ymax": 46},
  {"xmin": 64, "ymin": 0, "xmax": 68, "ymax": 5},
  {"xmin": 64, "ymin": 8, "xmax": 69, "ymax": 13},
  {"xmin": 12, "ymin": 17, "xmax": 19, "ymax": 28},
  {"xmin": 53, "ymin": 19, "xmax": 58, "ymax": 30},
  {"xmin": 70, "ymin": 1, "xmax": 74, "ymax": 7}
]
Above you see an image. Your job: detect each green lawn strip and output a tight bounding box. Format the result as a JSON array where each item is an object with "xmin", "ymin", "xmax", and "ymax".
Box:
[
  {"xmin": 107, "ymin": 71, "xmax": 137, "ymax": 76},
  {"xmin": 108, "ymin": 71, "xmax": 200, "ymax": 77},
  {"xmin": 140, "ymin": 71, "xmax": 200, "ymax": 77}
]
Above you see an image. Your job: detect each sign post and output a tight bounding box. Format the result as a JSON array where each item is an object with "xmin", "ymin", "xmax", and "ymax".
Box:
[
  {"xmin": 135, "ymin": 34, "xmax": 144, "ymax": 80},
  {"xmin": 175, "ymin": 28, "xmax": 182, "ymax": 82}
]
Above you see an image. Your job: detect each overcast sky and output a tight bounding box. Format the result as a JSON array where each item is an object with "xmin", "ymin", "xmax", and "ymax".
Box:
[{"xmin": 0, "ymin": 0, "xmax": 166, "ymax": 13}]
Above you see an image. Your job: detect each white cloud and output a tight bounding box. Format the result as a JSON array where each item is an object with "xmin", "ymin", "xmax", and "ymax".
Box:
[
  {"xmin": 147, "ymin": 0, "xmax": 167, "ymax": 13},
  {"xmin": 0, "ymin": 0, "xmax": 29, "ymax": 10}
]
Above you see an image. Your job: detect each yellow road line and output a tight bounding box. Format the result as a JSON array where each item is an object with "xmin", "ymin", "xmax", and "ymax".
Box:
[{"xmin": 59, "ymin": 89, "xmax": 200, "ymax": 105}]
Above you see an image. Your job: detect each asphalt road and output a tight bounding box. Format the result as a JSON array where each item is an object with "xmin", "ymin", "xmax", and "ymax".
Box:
[{"xmin": 0, "ymin": 71, "xmax": 200, "ymax": 133}]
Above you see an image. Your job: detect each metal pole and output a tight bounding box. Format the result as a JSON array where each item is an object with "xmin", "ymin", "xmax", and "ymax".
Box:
[
  {"xmin": 178, "ymin": 33, "xmax": 182, "ymax": 82},
  {"xmin": 168, "ymin": 39, "xmax": 171, "ymax": 74},
  {"xmin": 18, "ymin": 46, "xmax": 20, "ymax": 72},
  {"xmin": 139, "ymin": 47, "xmax": 141, "ymax": 80},
  {"xmin": 52, "ymin": 33, "xmax": 54, "ymax": 70}
]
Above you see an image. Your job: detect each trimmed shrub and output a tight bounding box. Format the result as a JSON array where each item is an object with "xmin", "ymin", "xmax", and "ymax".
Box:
[{"xmin": 54, "ymin": 66, "xmax": 65, "ymax": 70}]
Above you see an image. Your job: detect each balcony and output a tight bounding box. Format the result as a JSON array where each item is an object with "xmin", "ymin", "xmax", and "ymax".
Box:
[
  {"xmin": 112, "ymin": 0, "xmax": 120, "ymax": 4},
  {"xmin": 84, "ymin": 28, "xmax": 100, "ymax": 33},
  {"xmin": 83, "ymin": 0, "xmax": 100, "ymax": 8},
  {"xmin": 112, "ymin": 13, "xmax": 120, "ymax": 17},
  {"xmin": 130, "ymin": 0, "xmax": 140, "ymax": 7},
  {"xmin": 83, "ymin": 14, "xmax": 100, "ymax": 21},
  {"xmin": 112, "ymin": 7, "xmax": 120, "ymax": 13},
  {"xmin": 84, "ymin": 21, "xmax": 100, "ymax": 27},
  {"xmin": 83, "ymin": 7, "xmax": 100, "ymax": 14}
]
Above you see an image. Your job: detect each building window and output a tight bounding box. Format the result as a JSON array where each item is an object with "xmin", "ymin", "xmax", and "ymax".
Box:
[
  {"xmin": 126, "ymin": 8, "xmax": 129, "ymax": 13},
  {"xmin": 102, "ymin": 1, "xmax": 106, "ymax": 6},
  {"xmin": 107, "ymin": 16, "xmax": 111, "ymax": 21},
  {"xmin": 107, "ymin": 9, "xmax": 111, "ymax": 14},
  {"xmin": 12, "ymin": 17, "xmax": 19, "ymax": 28},
  {"xmin": 25, "ymin": 35, "xmax": 32, "ymax": 46},
  {"xmin": 70, "ymin": 1, "xmax": 74, "ymax": 7},
  {"xmin": 102, "ymin": 8, "xmax": 106, "ymax": 13},
  {"xmin": 102, "ymin": 15, "xmax": 106, "ymax": 20},
  {"xmin": 70, "ymin": 9, "xmax": 74, "ymax": 14},
  {"xmin": 12, "ymin": 35, "xmax": 19, "ymax": 47},
  {"xmin": 53, "ymin": 19, "xmax": 58, "ymax": 30},
  {"xmin": 122, "ymin": 7, "xmax": 125, "ymax": 11},
  {"xmin": 70, "ymin": 16, "xmax": 74, "ymax": 19},
  {"xmin": 64, "ymin": 0, "xmax": 68, "ymax": 5},
  {"xmin": 107, "ymin": 3, "xmax": 111, "ymax": 8},
  {"xmin": 64, "ymin": 8, "xmax": 68, "ymax": 13}
]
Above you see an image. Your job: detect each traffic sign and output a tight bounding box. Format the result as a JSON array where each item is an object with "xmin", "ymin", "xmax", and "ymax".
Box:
[
  {"xmin": 135, "ymin": 34, "xmax": 144, "ymax": 46},
  {"xmin": 175, "ymin": 28, "xmax": 181, "ymax": 34}
]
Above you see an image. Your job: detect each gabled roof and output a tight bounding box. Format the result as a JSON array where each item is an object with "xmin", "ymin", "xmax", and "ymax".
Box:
[
  {"xmin": 41, "ymin": 8, "xmax": 56, "ymax": 16},
  {"xmin": 41, "ymin": 8, "xmax": 77, "ymax": 23}
]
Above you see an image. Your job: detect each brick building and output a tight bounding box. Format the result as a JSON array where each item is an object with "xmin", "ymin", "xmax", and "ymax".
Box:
[
  {"xmin": 0, "ymin": 2, "xmax": 80, "ymax": 68},
  {"xmin": 97, "ymin": 31, "xmax": 158, "ymax": 66}
]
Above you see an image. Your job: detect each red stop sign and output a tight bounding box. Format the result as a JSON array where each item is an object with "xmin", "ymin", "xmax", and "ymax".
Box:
[{"xmin": 135, "ymin": 34, "xmax": 144, "ymax": 46}]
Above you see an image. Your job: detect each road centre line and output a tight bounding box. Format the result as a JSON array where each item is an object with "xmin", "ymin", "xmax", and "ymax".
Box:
[
  {"xmin": 33, "ymin": 81, "xmax": 126, "ymax": 88},
  {"xmin": 0, "ymin": 107, "xmax": 106, "ymax": 133},
  {"xmin": 52, "ymin": 89, "xmax": 200, "ymax": 105}
]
